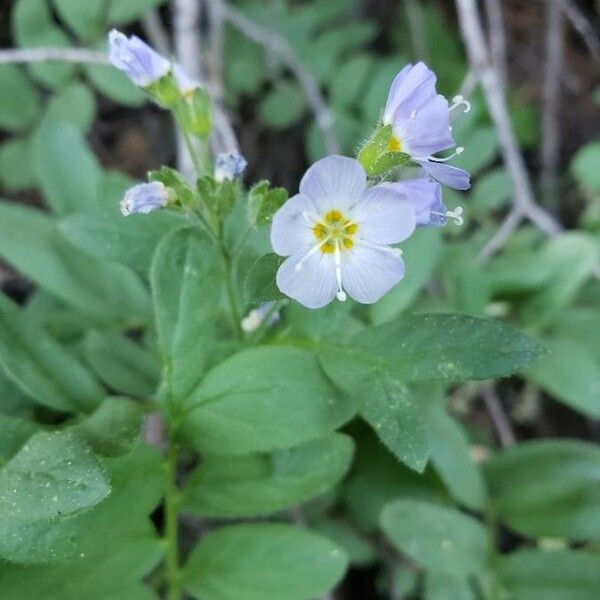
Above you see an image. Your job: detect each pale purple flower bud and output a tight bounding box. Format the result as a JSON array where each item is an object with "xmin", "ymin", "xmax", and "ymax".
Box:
[
  {"xmin": 120, "ymin": 182, "xmax": 169, "ymax": 216},
  {"xmin": 215, "ymin": 152, "xmax": 248, "ymax": 183},
  {"xmin": 108, "ymin": 30, "xmax": 171, "ymax": 87},
  {"xmin": 383, "ymin": 62, "xmax": 471, "ymax": 190}
]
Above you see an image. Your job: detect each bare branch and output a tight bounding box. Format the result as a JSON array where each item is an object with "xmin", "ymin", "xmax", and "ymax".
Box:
[
  {"xmin": 477, "ymin": 208, "xmax": 524, "ymax": 262},
  {"xmin": 0, "ymin": 47, "xmax": 109, "ymax": 65},
  {"xmin": 455, "ymin": 0, "xmax": 563, "ymax": 261},
  {"xmin": 561, "ymin": 0, "xmax": 600, "ymax": 62},
  {"xmin": 142, "ymin": 10, "xmax": 171, "ymax": 57},
  {"xmin": 540, "ymin": 0, "xmax": 564, "ymax": 205},
  {"xmin": 482, "ymin": 383, "xmax": 516, "ymax": 448},
  {"xmin": 483, "ymin": 0, "xmax": 507, "ymax": 91},
  {"xmin": 173, "ymin": 0, "xmax": 203, "ymax": 178},
  {"xmin": 214, "ymin": 0, "xmax": 340, "ymax": 154},
  {"xmin": 403, "ymin": 0, "xmax": 428, "ymax": 61}
]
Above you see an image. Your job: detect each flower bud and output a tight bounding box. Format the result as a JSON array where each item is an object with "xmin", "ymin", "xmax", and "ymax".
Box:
[
  {"xmin": 215, "ymin": 152, "xmax": 248, "ymax": 183},
  {"xmin": 108, "ymin": 30, "xmax": 170, "ymax": 88},
  {"xmin": 120, "ymin": 182, "xmax": 170, "ymax": 216}
]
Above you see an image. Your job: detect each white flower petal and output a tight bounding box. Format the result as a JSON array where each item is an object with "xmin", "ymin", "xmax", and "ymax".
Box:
[
  {"xmin": 270, "ymin": 193, "xmax": 317, "ymax": 256},
  {"xmin": 416, "ymin": 160, "xmax": 471, "ymax": 190},
  {"xmin": 299, "ymin": 156, "xmax": 366, "ymax": 212},
  {"xmin": 276, "ymin": 252, "xmax": 337, "ymax": 309},
  {"xmin": 350, "ymin": 185, "xmax": 416, "ymax": 245},
  {"xmin": 341, "ymin": 244, "xmax": 405, "ymax": 304}
]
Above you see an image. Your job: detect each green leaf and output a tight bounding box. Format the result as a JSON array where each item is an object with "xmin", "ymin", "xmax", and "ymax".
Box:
[
  {"xmin": 522, "ymin": 233, "xmax": 599, "ymax": 323},
  {"xmin": 330, "ymin": 54, "xmax": 373, "ymax": 108},
  {"xmin": 46, "ymin": 82, "xmax": 97, "ymax": 132},
  {"xmin": 370, "ymin": 228, "xmax": 443, "ymax": 324},
  {"xmin": 33, "ymin": 117, "xmax": 101, "ymax": 214},
  {"xmin": 151, "ymin": 228, "xmax": 221, "ymax": 402},
  {"xmin": 526, "ymin": 336, "xmax": 600, "ymax": 418},
  {"xmin": 0, "ymin": 431, "xmax": 109, "ymax": 520},
  {"xmin": 85, "ymin": 64, "xmax": 145, "ymax": 107},
  {"xmin": 551, "ymin": 308, "xmax": 600, "ymax": 364},
  {"xmin": 380, "ymin": 499, "xmax": 489, "ymax": 576},
  {"xmin": 183, "ymin": 433, "xmax": 354, "ymax": 517},
  {"xmin": 83, "ymin": 331, "xmax": 160, "ymax": 398},
  {"xmin": 61, "ymin": 209, "xmax": 188, "ymax": 273},
  {"xmin": 0, "ymin": 64, "xmax": 40, "ymax": 131},
  {"xmin": 12, "ymin": 0, "xmax": 77, "ymax": 89},
  {"xmin": 495, "ymin": 549, "xmax": 600, "ymax": 600},
  {"xmin": 0, "ymin": 202, "xmax": 151, "ymax": 324},
  {"xmin": 183, "ymin": 523, "xmax": 348, "ymax": 600},
  {"xmin": 0, "ymin": 415, "xmax": 39, "ymax": 465},
  {"xmin": 244, "ymin": 253, "xmax": 286, "ymax": 304},
  {"xmin": 453, "ymin": 126, "xmax": 498, "ymax": 175},
  {"xmin": 52, "ymin": 0, "xmax": 104, "ymax": 41},
  {"xmin": 108, "ymin": 0, "xmax": 167, "ymax": 24},
  {"xmin": 570, "ymin": 142, "xmax": 600, "ymax": 192},
  {"xmin": 343, "ymin": 423, "xmax": 445, "ymax": 530},
  {"xmin": 247, "ymin": 180, "xmax": 288, "ymax": 228},
  {"xmin": 0, "ymin": 293, "xmax": 104, "ymax": 412},
  {"xmin": 360, "ymin": 381, "xmax": 432, "ymax": 472},
  {"xmin": 425, "ymin": 571, "xmax": 475, "ymax": 600},
  {"xmin": 0, "ymin": 444, "xmax": 163, "ymax": 564},
  {"xmin": 428, "ymin": 408, "xmax": 487, "ymax": 510},
  {"xmin": 0, "ymin": 542, "xmax": 161, "ymax": 600},
  {"xmin": 0, "ymin": 135, "xmax": 36, "ymax": 191},
  {"xmin": 259, "ymin": 81, "xmax": 307, "ymax": 129},
  {"xmin": 470, "ymin": 168, "xmax": 513, "ymax": 215},
  {"xmin": 321, "ymin": 314, "xmax": 541, "ymax": 386},
  {"xmin": 73, "ymin": 396, "xmax": 145, "ymax": 456},
  {"xmin": 311, "ymin": 518, "xmax": 375, "ymax": 566},
  {"xmin": 486, "ymin": 440, "xmax": 600, "ymax": 540},
  {"xmin": 183, "ymin": 346, "xmax": 356, "ymax": 455}
]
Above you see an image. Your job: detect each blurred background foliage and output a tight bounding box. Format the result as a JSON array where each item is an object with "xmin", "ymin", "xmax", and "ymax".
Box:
[{"xmin": 0, "ymin": 0, "xmax": 599, "ymax": 599}]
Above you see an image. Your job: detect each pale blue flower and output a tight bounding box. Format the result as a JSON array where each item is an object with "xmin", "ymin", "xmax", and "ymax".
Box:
[
  {"xmin": 383, "ymin": 62, "xmax": 471, "ymax": 191},
  {"xmin": 109, "ymin": 30, "xmax": 171, "ymax": 87},
  {"xmin": 215, "ymin": 152, "xmax": 248, "ymax": 182},
  {"xmin": 120, "ymin": 182, "xmax": 170, "ymax": 216},
  {"xmin": 271, "ymin": 156, "xmax": 416, "ymax": 309},
  {"xmin": 383, "ymin": 178, "xmax": 463, "ymax": 227}
]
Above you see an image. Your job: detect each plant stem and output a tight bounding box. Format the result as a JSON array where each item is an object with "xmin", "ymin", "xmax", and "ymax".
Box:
[
  {"xmin": 165, "ymin": 429, "xmax": 181, "ymax": 600},
  {"xmin": 218, "ymin": 225, "xmax": 244, "ymax": 340}
]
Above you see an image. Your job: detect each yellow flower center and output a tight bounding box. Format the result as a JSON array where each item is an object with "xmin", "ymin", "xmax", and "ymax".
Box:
[
  {"xmin": 312, "ymin": 209, "xmax": 358, "ymax": 254},
  {"xmin": 387, "ymin": 135, "xmax": 403, "ymax": 153}
]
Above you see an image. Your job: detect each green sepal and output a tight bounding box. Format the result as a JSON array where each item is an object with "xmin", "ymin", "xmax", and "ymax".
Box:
[
  {"xmin": 146, "ymin": 73, "xmax": 180, "ymax": 108},
  {"xmin": 148, "ymin": 166, "xmax": 195, "ymax": 208},
  {"xmin": 357, "ymin": 124, "xmax": 411, "ymax": 176},
  {"xmin": 197, "ymin": 175, "xmax": 237, "ymax": 219},
  {"xmin": 178, "ymin": 87, "xmax": 212, "ymax": 138},
  {"xmin": 247, "ymin": 180, "xmax": 288, "ymax": 228}
]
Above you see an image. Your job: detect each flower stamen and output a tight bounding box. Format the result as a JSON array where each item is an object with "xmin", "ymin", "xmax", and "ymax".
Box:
[
  {"xmin": 333, "ymin": 240, "xmax": 347, "ymax": 302},
  {"xmin": 430, "ymin": 206, "xmax": 464, "ymax": 225},
  {"xmin": 450, "ymin": 95, "xmax": 472, "ymax": 114}
]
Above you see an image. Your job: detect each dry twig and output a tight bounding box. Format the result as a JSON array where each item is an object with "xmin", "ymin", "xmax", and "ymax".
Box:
[
  {"xmin": 454, "ymin": 0, "xmax": 563, "ymax": 265},
  {"xmin": 482, "ymin": 383, "xmax": 516, "ymax": 447},
  {"xmin": 540, "ymin": 0, "xmax": 565, "ymax": 205},
  {"xmin": 0, "ymin": 47, "xmax": 109, "ymax": 65}
]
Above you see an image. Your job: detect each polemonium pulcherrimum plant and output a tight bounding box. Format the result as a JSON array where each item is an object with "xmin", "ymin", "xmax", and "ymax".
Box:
[{"xmin": 0, "ymin": 30, "xmax": 538, "ymax": 600}]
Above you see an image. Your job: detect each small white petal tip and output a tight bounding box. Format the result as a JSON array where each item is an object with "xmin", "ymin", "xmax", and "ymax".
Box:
[{"xmin": 336, "ymin": 290, "xmax": 347, "ymax": 302}]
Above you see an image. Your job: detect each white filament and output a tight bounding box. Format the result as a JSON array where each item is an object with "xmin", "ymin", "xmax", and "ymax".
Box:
[
  {"xmin": 431, "ymin": 205, "xmax": 464, "ymax": 226},
  {"xmin": 334, "ymin": 241, "xmax": 346, "ymax": 302},
  {"xmin": 450, "ymin": 95, "xmax": 472, "ymax": 114}
]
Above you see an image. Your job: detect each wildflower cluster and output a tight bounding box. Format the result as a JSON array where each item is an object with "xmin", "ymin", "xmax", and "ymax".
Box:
[{"xmin": 110, "ymin": 30, "xmax": 470, "ymax": 311}]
